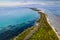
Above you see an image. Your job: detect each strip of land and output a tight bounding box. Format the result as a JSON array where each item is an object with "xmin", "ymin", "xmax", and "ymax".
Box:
[
  {"xmin": 13, "ymin": 8, "xmax": 59, "ymax": 40},
  {"xmin": 23, "ymin": 8, "xmax": 44, "ymax": 40}
]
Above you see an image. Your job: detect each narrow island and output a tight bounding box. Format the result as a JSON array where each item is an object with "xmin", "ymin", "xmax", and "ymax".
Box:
[{"xmin": 13, "ymin": 8, "xmax": 59, "ymax": 40}]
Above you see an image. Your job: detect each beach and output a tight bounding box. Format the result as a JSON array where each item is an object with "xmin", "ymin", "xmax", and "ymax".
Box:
[{"xmin": 13, "ymin": 8, "xmax": 59, "ymax": 40}]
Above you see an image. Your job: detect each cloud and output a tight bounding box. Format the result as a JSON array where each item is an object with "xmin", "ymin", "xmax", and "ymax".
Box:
[
  {"xmin": 42, "ymin": 1, "xmax": 60, "ymax": 5},
  {"xmin": 0, "ymin": 2, "xmax": 44, "ymax": 7},
  {"xmin": 0, "ymin": 0, "xmax": 59, "ymax": 2},
  {"xmin": 0, "ymin": 2, "xmax": 23, "ymax": 7},
  {"xmin": 0, "ymin": 1, "xmax": 60, "ymax": 7}
]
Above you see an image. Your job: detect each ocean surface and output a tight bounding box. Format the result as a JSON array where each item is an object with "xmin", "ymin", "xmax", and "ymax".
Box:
[
  {"xmin": 0, "ymin": 7, "xmax": 39, "ymax": 40},
  {"xmin": 0, "ymin": 1, "xmax": 60, "ymax": 40},
  {"xmin": 25, "ymin": 4, "xmax": 60, "ymax": 34},
  {"xmin": 39, "ymin": 7, "xmax": 60, "ymax": 34}
]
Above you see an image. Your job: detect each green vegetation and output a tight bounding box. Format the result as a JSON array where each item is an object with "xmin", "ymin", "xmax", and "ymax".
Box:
[
  {"xmin": 29, "ymin": 12, "xmax": 59, "ymax": 40},
  {"xmin": 13, "ymin": 26, "xmax": 34, "ymax": 40},
  {"xmin": 13, "ymin": 9, "xmax": 59, "ymax": 40}
]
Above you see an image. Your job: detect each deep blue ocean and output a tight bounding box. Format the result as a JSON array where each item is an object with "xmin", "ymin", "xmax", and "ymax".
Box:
[
  {"xmin": 0, "ymin": 1, "xmax": 60, "ymax": 40},
  {"xmin": 0, "ymin": 7, "xmax": 39, "ymax": 40}
]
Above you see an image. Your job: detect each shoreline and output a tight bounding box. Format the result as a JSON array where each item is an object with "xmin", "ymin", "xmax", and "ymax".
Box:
[
  {"xmin": 31, "ymin": 8, "xmax": 60, "ymax": 39},
  {"xmin": 46, "ymin": 16, "xmax": 60, "ymax": 39},
  {"xmin": 13, "ymin": 8, "xmax": 59, "ymax": 40}
]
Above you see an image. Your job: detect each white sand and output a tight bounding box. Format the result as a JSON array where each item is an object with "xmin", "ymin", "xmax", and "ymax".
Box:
[{"xmin": 46, "ymin": 15, "xmax": 60, "ymax": 40}]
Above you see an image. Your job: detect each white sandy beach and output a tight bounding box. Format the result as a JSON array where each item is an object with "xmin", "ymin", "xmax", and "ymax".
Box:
[{"xmin": 46, "ymin": 15, "xmax": 60, "ymax": 40}]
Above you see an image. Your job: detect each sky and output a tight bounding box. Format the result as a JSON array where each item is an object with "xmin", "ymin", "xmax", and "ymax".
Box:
[
  {"xmin": 0, "ymin": 0, "xmax": 60, "ymax": 2},
  {"xmin": 0, "ymin": 0, "xmax": 60, "ymax": 7}
]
